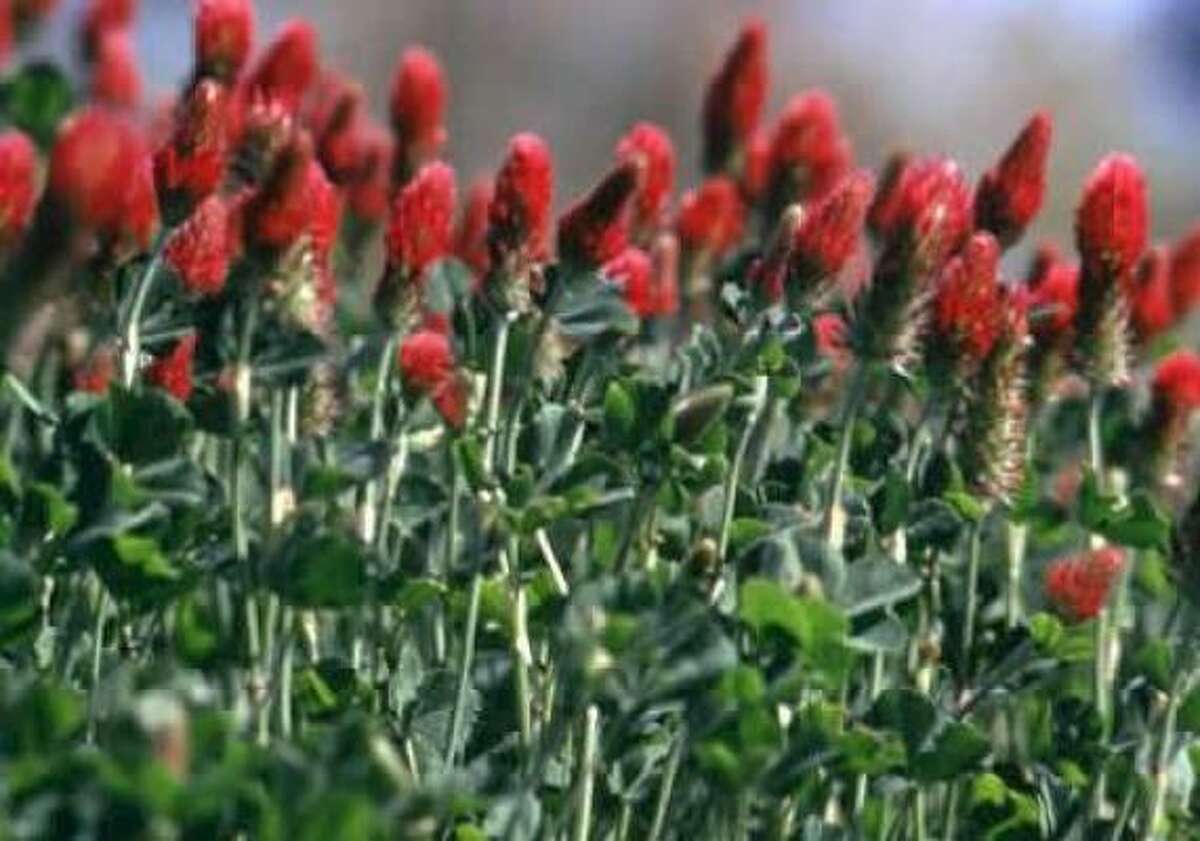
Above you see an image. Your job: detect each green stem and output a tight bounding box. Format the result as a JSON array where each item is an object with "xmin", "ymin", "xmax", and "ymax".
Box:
[
  {"xmin": 647, "ymin": 728, "xmax": 685, "ymax": 841},
  {"xmin": 571, "ymin": 705, "xmax": 600, "ymax": 841},
  {"xmin": 359, "ymin": 334, "xmax": 397, "ymax": 544},
  {"xmin": 118, "ymin": 252, "xmax": 165, "ymax": 387},
  {"xmin": 825, "ymin": 365, "xmax": 868, "ymax": 551},
  {"xmin": 445, "ymin": 571, "xmax": 483, "ymax": 766},
  {"xmin": 718, "ymin": 375, "xmax": 768, "ymax": 562},
  {"xmin": 86, "ymin": 582, "xmax": 108, "ymax": 743},
  {"xmin": 960, "ymin": 517, "xmax": 985, "ymax": 682},
  {"xmin": 482, "ymin": 314, "xmax": 514, "ymax": 475}
]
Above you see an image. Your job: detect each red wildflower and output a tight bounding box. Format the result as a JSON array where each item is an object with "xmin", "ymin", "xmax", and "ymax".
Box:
[
  {"xmin": 345, "ymin": 124, "xmax": 393, "ymax": 224},
  {"xmin": 1144, "ymin": 350, "xmax": 1200, "ymax": 483},
  {"xmin": 194, "ymin": 0, "xmax": 254, "ymax": 83},
  {"xmin": 0, "ymin": 130, "xmax": 38, "ymax": 247},
  {"xmin": 1025, "ymin": 247, "xmax": 1079, "ymax": 344},
  {"xmin": 306, "ymin": 158, "xmax": 341, "ymax": 264},
  {"xmin": 750, "ymin": 206, "xmax": 802, "ymax": 305},
  {"xmin": 765, "ymin": 90, "xmax": 853, "ymax": 211},
  {"xmin": 399, "ymin": 328, "xmax": 453, "ymax": 393},
  {"xmin": 1170, "ymin": 223, "xmax": 1200, "ymax": 320},
  {"xmin": 932, "ymin": 231, "xmax": 1005, "ymax": 366},
  {"xmin": 145, "ymin": 334, "xmax": 197, "ymax": 402},
  {"xmin": 1153, "ymin": 350, "xmax": 1200, "ymax": 415},
  {"xmin": 430, "ymin": 375, "xmax": 469, "ymax": 429},
  {"xmin": 866, "ymin": 150, "xmax": 911, "ymax": 239},
  {"xmin": 390, "ymin": 46, "xmax": 448, "ymax": 175},
  {"xmin": 974, "ymin": 110, "xmax": 1053, "ymax": 248},
  {"xmin": 243, "ymin": 132, "xmax": 314, "ymax": 250},
  {"xmin": 50, "ymin": 106, "xmax": 150, "ymax": 234},
  {"xmin": 1076, "ymin": 153, "xmax": 1148, "ymax": 281},
  {"xmin": 310, "ymin": 74, "xmax": 364, "ymax": 181},
  {"xmin": 90, "ymin": 28, "xmax": 141, "ymax": 108},
  {"xmin": 557, "ymin": 159, "xmax": 640, "ymax": 268},
  {"xmin": 874, "ymin": 156, "xmax": 972, "ymax": 272},
  {"xmin": 164, "ymin": 194, "xmax": 231, "ymax": 296},
  {"xmin": 244, "ymin": 19, "xmax": 318, "ymax": 113},
  {"xmin": 387, "ymin": 160, "xmax": 457, "ymax": 278},
  {"xmin": 615, "ymin": 122, "xmax": 676, "ymax": 240},
  {"xmin": 605, "ymin": 245, "xmax": 676, "ymax": 319},
  {"xmin": 813, "ymin": 312, "xmax": 850, "ymax": 368},
  {"xmin": 454, "ymin": 177, "xmax": 493, "ymax": 278},
  {"xmin": 741, "ymin": 128, "xmax": 770, "ymax": 203},
  {"xmin": 117, "ymin": 157, "xmax": 160, "ymax": 252},
  {"xmin": 1045, "ymin": 547, "xmax": 1125, "ymax": 623},
  {"xmin": 154, "ymin": 78, "xmax": 230, "ymax": 211},
  {"xmin": 1129, "ymin": 246, "xmax": 1175, "ymax": 342},
  {"xmin": 701, "ymin": 18, "xmax": 768, "ymax": 174},
  {"xmin": 791, "ymin": 168, "xmax": 874, "ymax": 286},
  {"xmin": 488, "ymin": 132, "xmax": 554, "ymax": 266},
  {"xmin": 676, "ymin": 176, "xmax": 745, "ymax": 258},
  {"xmin": 81, "ymin": 0, "xmax": 134, "ymax": 56},
  {"xmin": 73, "ymin": 345, "xmax": 115, "ymax": 395}
]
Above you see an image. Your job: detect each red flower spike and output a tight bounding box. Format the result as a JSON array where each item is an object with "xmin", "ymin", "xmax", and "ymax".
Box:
[
  {"xmin": 455, "ymin": 177, "xmax": 493, "ymax": 279},
  {"xmin": 676, "ymin": 176, "xmax": 745, "ymax": 259},
  {"xmin": 243, "ymin": 132, "xmax": 314, "ymax": 251},
  {"xmin": 1025, "ymin": 249, "xmax": 1079, "ymax": 344},
  {"xmin": 1129, "ymin": 246, "xmax": 1175, "ymax": 342},
  {"xmin": 50, "ymin": 107, "xmax": 149, "ymax": 234},
  {"xmin": 615, "ymin": 122, "xmax": 676, "ymax": 240},
  {"xmin": 1045, "ymin": 547, "xmax": 1126, "ymax": 623},
  {"xmin": 82, "ymin": 0, "xmax": 135, "ymax": 55},
  {"xmin": 195, "ymin": 0, "xmax": 254, "ymax": 83},
  {"xmin": 1153, "ymin": 350, "xmax": 1200, "ymax": 415},
  {"xmin": 387, "ymin": 160, "xmax": 457, "ymax": 279},
  {"xmin": 1170, "ymin": 223, "xmax": 1200, "ymax": 320},
  {"xmin": 73, "ymin": 346, "xmax": 115, "ymax": 395},
  {"xmin": 701, "ymin": 18, "xmax": 767, "ymax": 174},
  {"xmin": 813, "ymin": 312, "xmax": 850, "ymax": 368},
  {"xmin": 876, "ymin": 156, "xmax": 972, "ymax": 272},
  {"xmin": 117, "ymin": 157, "xmax": 160, "ymax": 252},
  {"xmin": 91, "ymin": 28, "xmax": 142, "ymax": 108},
  {"xmin": 165, "ymin": 194, "xmax": 231, "ymax": 296},
  {"xmin": 606, "ymin": 247, "xmax": 653, "ymax": 318},
  {"xmin": 145, "ymin": 334, "xmax": 197, "ymax": 402},
  {"xmin": 791, "ymin": 168, "xmax": 874, "ymax": 284},
  {"xmin": 306, "ymin": 159, "xmax": 341, "ymax": 264},
  {"xmin": 245, "ymin": 19, "xmax": 317, "ymax": 113},
  {"xmin": 932, "ymin": 231, "xmax": 1005, "ymax": 365},
  {"xmin": 0, "ymin": 130, "xmax": 38, "ymax": 247},
  {"xmin": 766, "ymin": 90, "xmax": 853, "ymax": 210},
  {"xmin": 154, "ymin": 78, "xmax": 230, "ymax": 210},
  {"xmin": 557, "ymin": 159, "xmax": 640, "ymax": 268},
  {"xmin": 390, "ymin": 46, "xmax": 448, "ymax": 174},
  {"xmin": 1076, "ymin": 153, "xmax": 1148, "ymax": 281},
  {"xmin": 750, "ymin": 205, "xmax": 802, "ymax": 305},
  {"xmin": 741, "ymin": 128, "xmax": 770, "ymax": 203},
  {"xmin": 974, "ymin": 110, "xmax": 1053, "ymax": 248},
  {"xmin": 399, "ymin": 328, "xmax": 454, "ymax": 393},
  {"xmin": 1143, "ymin": 349, "xmax": 1200, "ymax": 483},
  {"xmin": 866, "ymin": 149, "xmax": 911, "ymax": 239},
  {"xmin": 488, "ymin": 132, "xmax": 554, "ymax": 267},
  {"xmin": 431, "ymin": 374, "xmax": 469, "ymax": 429},
  {"xmin": 346, "ymin": 124, "xmax": 393, "ymax": 225}
]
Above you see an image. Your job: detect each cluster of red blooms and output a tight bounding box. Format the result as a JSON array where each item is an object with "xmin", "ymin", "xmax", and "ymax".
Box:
[
  {"xmin": 1044, "ymin": 547, "xmax": 1126, "ymax": 623},
  {"xmin": 83, "ymin": 0, "xmax": 141, "ymax": 108}
]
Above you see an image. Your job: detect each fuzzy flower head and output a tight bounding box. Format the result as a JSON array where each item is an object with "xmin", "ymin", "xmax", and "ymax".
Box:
[
  {"xmin": 866, "ymin": 149, "xmax": 912, "ymax": 240},
  {"xmin": 765, "ymin": 90, "xmax": 853, "ymax": 214},
  {"xmin": 344, "ymin": 123, "xmax": 393, "ymax": 225},
  {"xmin": 1142, "ymin": 350, "xmax": 1200, "ymax": 486},
  {"xmin": 398, "ymin": 328, "xmax": 466, "ymax": 428},
  {"xmin": 874, "ymin": 156, "xmax": 972, "ymax": 273},
  {"xmin": 1045, "ymin": 547, "xmax": 1125, "ymax": 623},
  {"xmin": 615, "ymin": 122, "xmax": 676, "ymax": 241},
  {"xmin": 557, "ymin": 159, "xmax": 640, "ymax": 268},
  {"xmin": 676, "ymin": 176, "xmax": 745, "ymax": 259},
  {"xmin": 50, "ymin": 107, "xmax": 146, "ymax": 232},
  {"xmin": 789, "ymin": 168, "xmax": 874, "ymax": 301},
  {"xmin": 454, "ymin": 176, "xmax": 493, "ymax": 279},
  {"xmin": 1076, "ymin": 153, "xmax": 1148, "ymax": 282},
  {"xmin": 932, "ymin": 231, "xmax": 1005, "ymax": 368},
  {"xmin": 488, "ymin": 132, "xmax": 554, "ymax": 269},
  {"xmin": 701, "ymin": 18, "xmax": 767, "ymax": 174},
  {"xmin": 82, "ymin": 0, "xmax": 135, "ymax": 56},
  {"xmin": 974, "ymin": 110, "xmax": 1053, "ymax": 248},
  {"xmin": 1025, "ymin": 246, "xmax": 1079, "ymax": 346},
  {"xmin": 164, "ymin": 194, "xmax": 231, "ymax": 296},
  {"xmin": 1129, "ymin": 246, "xmax": 1175, "ymax": 343},
  {"xmin": 154, "ymin": 79, "xmax": 230, "ymax": 213},
  {"xmin": 0, "ymin": 130, "xmax": 38, "ymax": 247},
  {"xmin": 813, "ymin": 312, "xmax": 850, "ymax": 369},
  {"xmin": 1153, "ymin": 350, "xmax": 1200, "ymax": 421},
  {"xmin": 195, "ymin": 0, "xmax": 254, "ymax": 83},
  {"xmin": 90, "ymin": 28, "xmax": 141, "ymax": 108},
  {"xmin": 605, "ymin": 241, "xmax": 678, "ymax": 320},
  {"xmin": 145, "ymin": 334, "xmax": 197, "ymax": 402},
  {"xmin": 1170, "ymin": 224, "xmax": 1200, "ymax": 321},
  {"xmin": 245, "ymin": 19, "xmax": 318, "ymax": 113},
  {"xmin": 386, "ymin": 160, "xmax": 457, "ymax": 279},
  {"xmin": 741, "ymin": 127, "xmax": 770, "ymax": 203},
  {"xmin": 243, "ymin": 131, "xmax": 314, "ymax": 251},
  {"xmin": 390, "ymin": 46, "xmax": 447, "ymax": 177}
]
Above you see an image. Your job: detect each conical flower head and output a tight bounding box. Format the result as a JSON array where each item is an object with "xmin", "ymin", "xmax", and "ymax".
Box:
[
  {"xmin": 390, "ymin": 46, "xmax": 447, "ymax": 179},
  {"xmin": 557, "ymin": 159, "xmax": 640, "ymax": 269},
  {"xmin": 1045, "ymin": 547, "xmax": 1125, "ymax": 623},
  {"xmin": 701, "ymin": 18, "xmax": 767, "ymax": 175},
  {"xmin": 145, "ymin": 333, "xmax": 197, "ymax": 402},
  {"xmin": 788, "ymin": 168, "xmax": 873, "ymax": 304},
  {"xmin": 386, "ymin": 160, "xmax": 457, "ymax": 278},
  {"xmin": 454, "ymin": 177, "xmax": 493, "ymax": 279},
  {"xmin": 1141, "ymin": 349, "xmax": 1200, "ymax": 485},
  {"xmin": 974, "ymin": 110, "xmax": 1052, "ymax": 248},
  {"xmin": 605, "ymin": 239, "xmax": 678, "ymax": 320},
  {"xmin": 615, "ymin": 122, "xmax": 676, "ymax": 241},
  {"xmin": 931, "ymin": 231, "xmax": 1004, "ymax": 372},
  {"xmin": 195, "ymin": 0, "xmax": 255, "ymax": 83},
  {"xmin": 676, "ymin": 176, "xmax": 745, "ymax": 259},
  {"xmin": 245, "ymin": 19, "xmax": 318, "ymax": 113},
  {"xmin": 1170, "ymin": 223, "xmax": 1200, "ymax": 322},
  {"xmin": 154, "ymin": 79, "xmax": 230, "ymax": 214},
  {"xmin": 1129, "ymin": 246, "xmax": 1175, "ymax": 343},
  {"xmin": 164, "ymin": 194, "xmax": 231, "ymax": 296},
  {"xmin": 487, "ymin": 132, "xmax": 553, "ymax": 289},
  {"xmin": 765, "ymin": 89, "xmax": 852, "ymax": 217},
  {"xmin": 90, "ymin": 28, "xmax": 141, "ymax": 108},
  {"xmin": 0, "ymin": 129, "xmax": 37, "ymax": 247}
]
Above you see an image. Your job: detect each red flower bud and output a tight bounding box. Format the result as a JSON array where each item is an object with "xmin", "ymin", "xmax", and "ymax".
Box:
[
  {"xmin": 1170, "ymin": 223, "xmax": 1200, "ymax": 321},
  {"xmin": 791, "ymin": 168, "xmax": 874, "ymax": 285},
  {"xmin": 605, "ymin": 244, "xmax": 677, "ymax": 319},
  {"xmin": 145, "ymin": 333, "xmax": 197, "ymax": 402},
  {"xmin": 73, "ymin": 345, "xmax": 116, "ymax": 394},
  {"xmin": 310, "ymin": 74, "xmax": 366, "ymax": 182},
  {"xmin": 81, "ymin": 0, "xmax": 134, "ymax": 58},
  {"xmin": 307, "ymin": 158, "xmax": 341, "ymax": 264},
  {"xmin": 615, "ymin": 122, "xmax": 676, "ymax": 240},
  {"xmin": 1143, "ymin": 350, "xmax": 1200, "ymax": 484},
  {"xmin": 50, "ymin": 107, "xmax": 151, "ymax": 235},
  {"xmin": 974, "ymin": 110, "xmax": 1052, "ymax": 248},
  {"xmin": 386, "ymin": 159, "xmax": 457, "ymax": 278},
  {"xmin": 1076, "ymin": 153, "xmax": 1148, "ymax": 281},
  {"xmin": 164, "ymin": 194, "xmax": 231, "ymax": 296},
  {"xmin": 399, "ymin": 327, "xmax": 453, "ymax": 393},
  {"xmin": 454, "ymin": 176, "xmax": 493, "ymax": 278},
  {"xmin": 1045, "ymin": 547, "xmax": 1125, "ymax": 623},
  {"xmin": 741, "ymin": 128, "xmax": 770, "ymax": 203},
  {"xmin": 90, "ymin": 28, "xmax": 141, "ymax": 108},
  {"xmin": 1025, "ymin": 246, "xmax": 1079, "ymax": 345},
  {"xmin": 345, "ymin": 124, "xmax": 393, "ymax": 224},
  {"xmin": 813, "ymin": 312, "xmax": 850, "ymax": 368},
  {"xmin": 245, "ymin": 19, "xmax": 317, "ymax": 113},
  {"xmin": 875, "ymin": 156, "xmax": 972, "ymax": 272},
  {"xmin": 932, "ymin": 231, "xmax": 1004, "ymax": 366},
  {"xmin": 1129, "ymin": 246, "xmax": 1175, "ymax": 342},
  {"xmin": 766, "ymin": 90, "xmax": 852, "ymax": 211},
  {"xmin": 243, "ymin": 131, "xmax": 314, "ymax": 250},
  {"xmin": 154, "ymin": 78, "xmax": 230, "ymax": 211},
  {"xmin": 0, "ymin": 130, "xmax": 38, "ymax": 247},
  {"xmin": 866, "ymin": 149, "xmax": 911, "ymax": 239},
  {"xmin": 488, "ymin": 132, "xmax": 554, "ymax": 267},
  {"xmin": 557, "ymin": 159, "xmax": 640, "ymax": 268},
  {"xmin": 701, "ymin": 18, "xmax": 767, "ymax": 174},
  {"xmin": 118, "ymin": 157, "xmax": 160, "ymax": 252},
  {"xmin": 1153, "ymin": 349, "xmax": 1200, "ymax": 416},
  {"xmin": 430, "ymin": 375, "xmax": 469, "ymax": 429},
  {"xmin": 194, "ymin": 0, "xmax": 254, "ymax": 83},
  {"xmin": 676, "ymin": 176, "xmax": 745, "ymax": 258},
  {"xmin": 390, "ymin": 46, "xmax": 448, "ymax": 175}
]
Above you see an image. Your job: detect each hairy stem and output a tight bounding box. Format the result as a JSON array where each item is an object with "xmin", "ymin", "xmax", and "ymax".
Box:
[
  {"xmin": 825, "ymin": 365, "xmax": 867, "ymax": 551},
  {"xmin": 571, "ymin": 705, "xmax": 600, "ymax": 841},
  {"xmin": 718, "ymin": 375, "xmax": 768, "ymax": 562}
]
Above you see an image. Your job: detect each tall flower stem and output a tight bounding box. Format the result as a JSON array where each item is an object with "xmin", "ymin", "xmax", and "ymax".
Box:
[
  {"xmin": 359, "ymin": 333, "xmax": 397, "ymax": 544},
  {"xmin": 824, "ymin": 365, "xmax": 868, "ymax": 551},
  {"xmin": 960, "ymin": 515, "xmax": 986, "ymax": 680},
  {"xmin": 718, "ymin": 375, "xmax": 768, "ymax": 561},
  {"xmin": 647, "ymin": 728, "xmax": 685, "ymax": 841},
  {"xmin": 1087, "ymin": 389, "xmax": 1112, "ymax": 729},
  {"xmin": 117, "ymin": 250, "xmax": 165, "ymax": 387},
  {"xmin": 445, "ymin": 569, "xmax": 482, "ymax": 766},
  {"xmin": 483, "ymin": 312, "xmax": 515, "ymax": 475},
  {"xmin": 571, "ymin": 705, "xmax": 600, "ymax": 841}
]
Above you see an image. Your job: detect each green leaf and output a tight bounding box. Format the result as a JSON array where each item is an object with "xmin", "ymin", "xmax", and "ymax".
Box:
[
  {"xmin": 553, "ymin": 276, "xmax": 639, "ymax": 340},
  {"xmin": 871, "ymin": 469, "xmax": 911, "ymax": 535},
  {"xmin": 1, "ymin": 62, "xmax": 74, "ymax": 148},
  {"xmin": 90, "ymin": 534, "xmax": 188, "ymax": 609},
  {"xmin": 666, "ymin": 384, "xmax": 734, "ymax": 448},
  {"xmin": 867, "ymin": 688, "xmax": 936, "ymax": 756},
  {"xmin": 603, "ymin": 380, "xmax": 637, "ymax": 446},
  {"xmin": 837, "ymin": 556, "xmax": 922, "ymax": 618},
  {"xmin": 97, "ymin": 387, "xmax": 193, "ymax": 466},
  {"xmin": 1133, "ymin": 639, "xmax": 1173, "ymax": 692},
  {"xmin": 1079, "ymin": 471, "xmax": 1170, "ymax": 550},
  {"xmin": 20, "ymin": 481, "xmax": 78, "ymax": 543},
  {"xmin": 0, "ymin": 554, "xmax": 38, "ymax": 644},
  {"xmin": 268, "ymin": 531, "xmax": 369, "ymax": 608},
  {"xmin": 912, "ymin": 721, "xmax": 991, "ymax": 782},
  {"xmin": 739, "ymin": 577, "xmax": 852, "ymax": 681}
]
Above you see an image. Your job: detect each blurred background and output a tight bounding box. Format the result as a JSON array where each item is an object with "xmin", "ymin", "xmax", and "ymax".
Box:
[{"xmin": 27, "ymin": 0, "xmax": 1200, "ymax": 267}]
